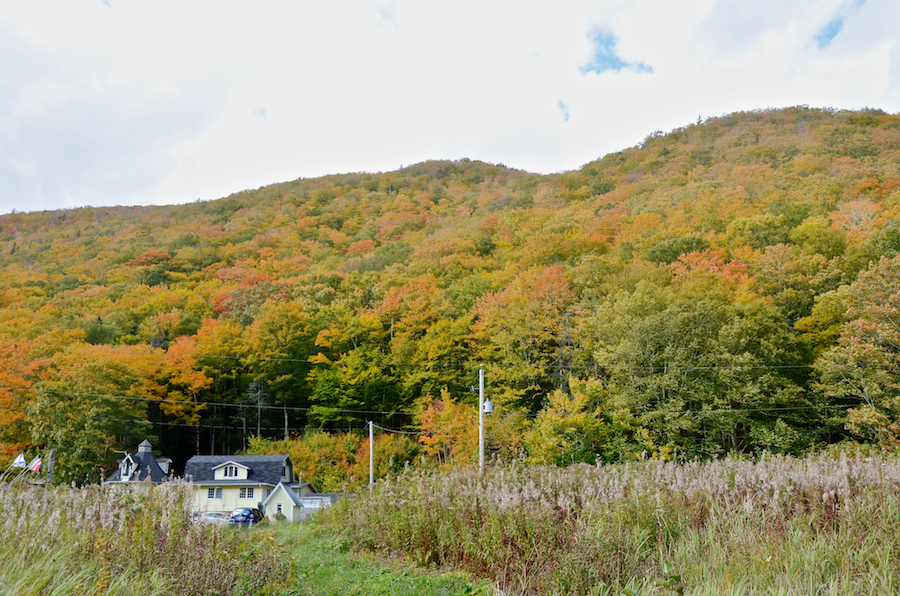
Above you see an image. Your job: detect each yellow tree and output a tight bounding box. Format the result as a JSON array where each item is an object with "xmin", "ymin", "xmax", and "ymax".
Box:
[
  {"xmin": 471, "ymin": 266, "xmax": 575, "ymax": 413},
  {"xmin": 193, "ymin": 316, "xmax": 247, "ymax": 400},
  {"xmin": 417, "ymin": 389, "xmax": 478, "ymax": 467},
  {"xmin": 156, "ymin": 335, "xmax": 212, "ymax": 425},
  {"xmin": 0, "ymin": 339, "xmax": 46, "ymax": 460}
]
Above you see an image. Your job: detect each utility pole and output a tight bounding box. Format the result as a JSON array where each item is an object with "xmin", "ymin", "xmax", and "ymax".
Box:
[
  {"xmin": 478, "ymin": 365, "xmax": 494, "ymax": 473},
  {"xmin": 369, "ymin": 421, "xmax": 374, "ymax": 489},
  {"xmin": 479, "ymin": 365, "xmax": 485, "ymax": 473}
]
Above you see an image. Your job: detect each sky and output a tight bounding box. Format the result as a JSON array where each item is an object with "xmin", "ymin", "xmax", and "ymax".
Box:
[{"xmin": 1, "ymin": 0, "xmax": 899, "ymax": 215}]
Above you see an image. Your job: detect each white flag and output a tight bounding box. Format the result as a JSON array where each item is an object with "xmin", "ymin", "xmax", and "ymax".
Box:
[{"xmin": 11, "ymin": 452, "xmax": 26, "ymax": 468}]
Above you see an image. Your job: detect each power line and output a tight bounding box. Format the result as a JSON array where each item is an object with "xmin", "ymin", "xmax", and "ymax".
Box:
[
  {"xmin": 372, "ymin": 423, "xmax": 421, "ymax": 436},
  {"xmin": 0, "ymin": 383, "xmax": 869, "ymax": 420},
  {"xmin": 108, "ymin": 416, "xmax": 350, "ymax": 433},
  {"xmin": 640, "ymin": 404, "xmax": 854, "ymax": 416},
  {"xmin": 0, "ymin": 385, "xmax": 415, "ymax": 417}
]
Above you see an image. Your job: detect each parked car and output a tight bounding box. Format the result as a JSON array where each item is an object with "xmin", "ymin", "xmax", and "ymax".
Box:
[
  {"xmin": 229, "ymin": 507, "xmax": 265, "ymax": 526},
  {"xmin": 196, "ymin": 511, "xmax": 231, "ymax": 526}
]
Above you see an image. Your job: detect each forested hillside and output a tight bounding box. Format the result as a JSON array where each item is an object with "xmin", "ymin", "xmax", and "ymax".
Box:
[{"xmin": 2, "ymin": 106, "xmax": 900, "ymax": 483}]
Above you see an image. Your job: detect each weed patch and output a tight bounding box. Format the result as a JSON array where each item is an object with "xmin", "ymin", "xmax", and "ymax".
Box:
[{"xmin": 319, "ymin": 453, "xmax": 900, "ymax": 595}]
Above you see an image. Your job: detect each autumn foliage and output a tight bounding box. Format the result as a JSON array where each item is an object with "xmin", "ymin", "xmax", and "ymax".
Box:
[{"xmin": 2, "ymin": 107, "xmax": 900, "ymax": 480}]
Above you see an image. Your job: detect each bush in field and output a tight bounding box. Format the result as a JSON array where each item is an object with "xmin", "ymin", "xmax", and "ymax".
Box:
[
  {"xmin": 0, "ymin": 479, "xmax": 288, "ymax": 595},
  {"xmin": 321, "ymin": 453, "xmax": 900, "ymax": 595}
]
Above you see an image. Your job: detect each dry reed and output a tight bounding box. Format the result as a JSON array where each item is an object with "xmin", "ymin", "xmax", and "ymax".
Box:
[{"xmin": 321, "ymin": 453, "xmax": 900, "ymax": 595}]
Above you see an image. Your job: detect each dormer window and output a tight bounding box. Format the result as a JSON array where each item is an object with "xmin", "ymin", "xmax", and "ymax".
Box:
[
  {"xmin": 120, "ymin": 457, "xmax": 134, "ymax": 480},
  {"xmin": 224, "ymin": 465, "xmax": 238, "ymax": 478}
]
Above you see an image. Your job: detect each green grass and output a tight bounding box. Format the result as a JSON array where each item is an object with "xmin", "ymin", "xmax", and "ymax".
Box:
[{"xmin": 265, "ymin": 523, "xmax": 492, "ymax": 596}]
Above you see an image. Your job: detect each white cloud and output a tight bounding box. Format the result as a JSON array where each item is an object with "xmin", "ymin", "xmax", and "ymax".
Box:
[
  {"xmin": 0, "ymin": 0, "xmax": 898, "ymax": 214},
  {"xmin": 0, "ymin": 20, "xmax": 228, "ymax": 212}
]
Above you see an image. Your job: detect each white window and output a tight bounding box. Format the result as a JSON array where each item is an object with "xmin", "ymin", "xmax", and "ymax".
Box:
[
  {"xmin": 224, "ymin": 465, "xmax": 238, "ymax": 478},
  {"xmin": 239, "ymin": 487, "xmax": 255, "ymax": 500},
  {"xmin": 207, "ymin": 487, "xmax": 223, "ymax": 500},
  {"xmin": 277, "ymin": 503, "xmax": 283, "ymax": 514}
]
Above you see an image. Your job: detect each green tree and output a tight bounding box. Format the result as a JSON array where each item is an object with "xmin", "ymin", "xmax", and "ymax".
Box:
[
  {"xmin": 400, "ymin": 315, "xmax": 474, "ymax": 402},
  {"xmin": 644, "ymin": 235, "xmax": 711, "ymax": 264},
  {"xmin": 308, "ymin": 345, "xmax": 403, "ymax": 426},
  {"xmin": 814, "ymin": 255, "xmax": 900, "ymax": 446},
  {"xmin": 750, "ymin": 243, "xmax": 842, "ymax": 325},
  {"xmin": 29, "ymin": 347, "xmax": 152, "ymax": 484},
  {"xmin": 243, "ymin": 299, "xmax": 316, "ymax": 432},
  {"xmin": 524, "ymin": 378, "xmax": 606, "ymax": 465},
  {"xmin": 581, "ymin": 272, "xmax": 813, "ymax": 457},
  {"xmin": 790, "ymin": 216, "xmax": 846, "ymax": 259}
]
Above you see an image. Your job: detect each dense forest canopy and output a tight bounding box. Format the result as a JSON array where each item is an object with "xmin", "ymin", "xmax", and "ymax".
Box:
[{"xmin": 3, "ymin": 106, "xmax": 900, "ymax": 484}]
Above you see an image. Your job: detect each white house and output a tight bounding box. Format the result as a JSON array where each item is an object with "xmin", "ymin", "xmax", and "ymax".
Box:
[{"xmin": 183, "ymin": 453, "xmax": 319, "ymax": 517}]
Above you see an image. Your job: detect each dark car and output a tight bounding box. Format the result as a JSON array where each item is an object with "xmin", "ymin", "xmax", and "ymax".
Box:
[{"xmin": 229, "ymin": 507, "xmax": 265, "ymax": 526}]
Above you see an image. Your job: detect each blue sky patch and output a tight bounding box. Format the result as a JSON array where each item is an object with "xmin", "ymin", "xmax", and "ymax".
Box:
[
  {"xmin": 815, "ymin": 0, "xmax": 865, "ymax": 49},
  {"xmin": 582, "ymin": 30, "xmax": 652, "ymax": 75},
  {"xmin": 558, "ymin": 100, "xmax": 570, "ymax": 123},
  {"xmin": 815, "ymin": 17, "xmax": 844, "ymax": 49}
]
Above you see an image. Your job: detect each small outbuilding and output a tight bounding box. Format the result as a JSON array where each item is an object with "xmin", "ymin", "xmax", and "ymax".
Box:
[{"xmin": 262, "ymin": 482, "xmax": 342, "ymax": 522}]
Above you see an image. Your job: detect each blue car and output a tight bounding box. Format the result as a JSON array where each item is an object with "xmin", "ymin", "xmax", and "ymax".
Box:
[{"xmin": 229, "ymin": 507, "xmax": 264, "ymax": 526}]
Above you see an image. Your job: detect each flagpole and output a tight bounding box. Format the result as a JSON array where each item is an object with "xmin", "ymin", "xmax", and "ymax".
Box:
[
  {"xmin": 8, "ymin": 468, "xmax": 27, "ymax": 487},
  {"xmin": 1, "ymin": 452, "xmax": 28, "ymax": 485},
  {"xmin": 10, "ymin": 455, "xmax": 42, "ymax": 486}
]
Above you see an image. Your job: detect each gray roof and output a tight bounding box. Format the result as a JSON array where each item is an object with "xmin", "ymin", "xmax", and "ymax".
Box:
[
  {"xmin": 104, "ymin": 447, "xmax": 170, "ymax": 484},
  {"xmin": 183, "ymin": 454, "xmax": 292, "ymax": 486}
]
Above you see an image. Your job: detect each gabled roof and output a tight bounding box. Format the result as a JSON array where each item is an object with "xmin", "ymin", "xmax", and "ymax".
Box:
[
  {"xmin": 183, "ymin": 454, "xmax": 292, "ymax": 486},
  {"xmin": 263, "ymin": 482, "xmax": 304, "ymax": 508},
  {"xmin": 104, "ymin": 444, "xmax": 170, "ymax": 484},
  {"xmin": 211, "ymin": 460, "xmax": 250, "ymax": 471},
  {"xmin": 262, "ymin": 482, "xmax": 322, "ymax": 509}
]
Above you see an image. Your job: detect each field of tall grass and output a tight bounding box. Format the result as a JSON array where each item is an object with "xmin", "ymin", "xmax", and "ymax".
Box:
[
  {"xmin": 0, "ymin": 479, "xmax": 288, "ymax": 596},
  {"xmin": 320, "ymin": 452, "xmax": 900, "ymax": 595}
]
